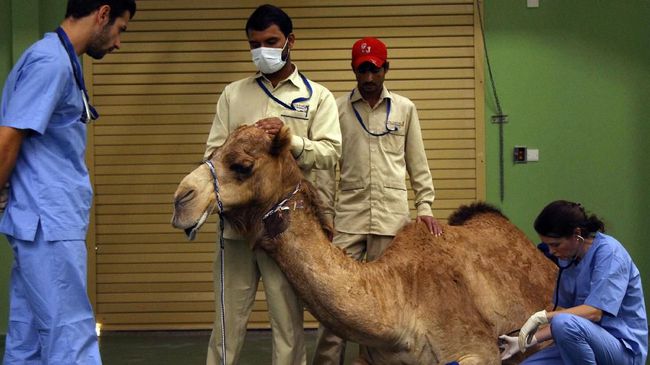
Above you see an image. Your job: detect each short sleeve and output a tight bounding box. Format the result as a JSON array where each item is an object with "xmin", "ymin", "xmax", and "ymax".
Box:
[
  {"xmin": 2, "ymin": 53, "xmax": 67, "ymax": 135},
  {"xmin": 585, "ymin": 245, "xmax": 629, "ymax": 316}
]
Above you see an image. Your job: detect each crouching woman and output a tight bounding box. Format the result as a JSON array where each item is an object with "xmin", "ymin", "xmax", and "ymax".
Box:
[{"xmin": 500, "ymin": 200, "xmax": 647, "ymax": 365}]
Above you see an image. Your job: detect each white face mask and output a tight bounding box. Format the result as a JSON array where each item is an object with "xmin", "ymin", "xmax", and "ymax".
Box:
[{"xmin": 251, "ymin": 38, "xmax": 288, "ymax": 74}]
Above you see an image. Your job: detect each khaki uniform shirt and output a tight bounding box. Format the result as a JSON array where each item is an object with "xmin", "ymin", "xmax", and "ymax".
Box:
[
  {"xmin": 319, "ymin": 86, "xmax": 434, "ymax": 236},
  {"xmin": 204, "ymin": 66, "xmax": 341, "ymax": 238}
]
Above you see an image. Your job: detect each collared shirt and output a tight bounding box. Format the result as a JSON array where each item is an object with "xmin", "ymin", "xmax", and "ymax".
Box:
[
  {"xmin": 0, "ymin": 32, "xmax": 92, "ymax": 241},
  {"xmin": 557, "ymin": 233, "xmax": 648, "ymax": 365},
  {"xmin": 204, "ymin": 65, "xmax": 341, "ymax": 238},
  {"xmin": 318, "ymin": 86, "xmax": 435, "ymax": 236}
]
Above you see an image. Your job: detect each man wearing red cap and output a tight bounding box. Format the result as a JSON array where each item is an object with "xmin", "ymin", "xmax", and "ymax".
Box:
[{"xmin": 312, "ymin": 37, "xmax": 442, "ymax": 364}]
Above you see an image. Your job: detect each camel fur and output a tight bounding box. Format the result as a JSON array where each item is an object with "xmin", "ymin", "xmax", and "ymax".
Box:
[{"xmin": 171, "ymin": 125, "xmax": 557, "ymax": 364}]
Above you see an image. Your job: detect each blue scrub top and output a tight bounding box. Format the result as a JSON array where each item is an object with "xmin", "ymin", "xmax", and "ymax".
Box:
[
  {"xmin": 0, "ymin": 32, "xmax": 92, "ymax": 242},
  {"xmin": 556, "ymin": 232, "xmax": 648, "ymax": 364}
]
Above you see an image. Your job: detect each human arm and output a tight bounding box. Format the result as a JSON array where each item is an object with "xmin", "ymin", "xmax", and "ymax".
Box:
[
  {"xmin": 0, "ymin": 127, "xmax": 25, "ymax": 212},
  {"xmin": 1, "ymin": 52, "xmax": 65, "ymax": 183},
  {"xmin": 551, "ymin": 304, "xmax": 603, "ymax": 322},
  {"xmin": 0, "ymin": 126, "xmax": 24, "ymax": 188},
  {"xmin": 518, "ymin": 304, "xmax": 603, "ymax": 351},
  {"xmin": 312, "ymin": 167, "xmax": 337, "ymax": 232},
  {"xmin": 292, "ymin": 90, "xmax": 341, "ymax": 170},
  {"xmin": 204, "ymin": 88, "xmax": 231, "ymax": 159},
  {"xmin": 403, "ymin": 102, "xmax": 440, "ymax": 235}
]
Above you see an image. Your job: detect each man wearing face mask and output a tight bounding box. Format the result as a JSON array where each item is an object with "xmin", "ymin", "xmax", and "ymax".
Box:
[{"xmin": 203, "ymin": 4, "xmax": 341, "ymax": 365}]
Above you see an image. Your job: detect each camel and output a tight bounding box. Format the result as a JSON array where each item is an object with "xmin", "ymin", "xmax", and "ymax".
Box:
[{"xmin": 171, "ymin": 125, "xmax": 557, "ymax": 364}]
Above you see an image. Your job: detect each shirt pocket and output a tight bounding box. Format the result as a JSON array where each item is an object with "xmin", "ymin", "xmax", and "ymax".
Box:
[
  {"xmin": 281, "ymin": 109, "xmax": 310, "ymax": 121},
  {"xmin": 379, "ymin": 128, "xmax": 406, "ymax": 154},
  {"xmin": 384, "ymin": 178, "xmax": 406, "ymax": 191},
  {"xmin": 280, "ymin": 109, "xmax": 311, "ymax": 138},
  {"xmin": 383, "ymin": 178, "xmax": 409, "ymax": 215},
  {"xmin": 340, "ymin": 180, "xmax": 365, "ymax": 191}
]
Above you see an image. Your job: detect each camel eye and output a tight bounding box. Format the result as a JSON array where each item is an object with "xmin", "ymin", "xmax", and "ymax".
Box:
[{"xmin": 230, "ymin": 162, "xmax": 253, "ymax": 176}]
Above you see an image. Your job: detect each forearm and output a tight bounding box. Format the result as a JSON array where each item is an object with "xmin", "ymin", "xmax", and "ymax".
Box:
[
  {"xmin": 532, "ymin": 304, "xmax": 603, "ymax": 344},
  {"xmin": 0, "ymin": 126, "xmax": 24, "ymax": 186},
  {"xmin": 407, "ymin": 155, "xmax": 434, "ymax": 214},
  {"xmin": 295, "ymin": 90, "xmax": 341, "ymax": 170},
  {"xmin": 312, "ymin": 167, "xmax": 337, "ymax": 217},
  {"xmin": 533, "ymin": 325, "xmax": 552, "ymax": 343},
  {"xmin": 0, "ymin": 156, "xmax": 14, "ymax": 187},
  {"xmin": 293, "ymin": 135, "xmax": 340, "ymax": 170},
  {"xmin": 405, "ymin": 113, "xmax": 434, "ymax": 213},
  {"xmin": 548, "ymin": 304, "xmax": 603, "ymax": 323}
]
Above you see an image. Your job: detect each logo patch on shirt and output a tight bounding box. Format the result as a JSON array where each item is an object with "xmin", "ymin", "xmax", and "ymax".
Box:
[
  {"xmin": 387, "ymin": 120, "xmax": 405, "ymax": 130},
  {"xmin": 281, "ymin": 103, "xmax": 310, "ymax": 120},
  {"xmin": 295, "ymin": 103, "xmax": 309, "ymax": 113}
]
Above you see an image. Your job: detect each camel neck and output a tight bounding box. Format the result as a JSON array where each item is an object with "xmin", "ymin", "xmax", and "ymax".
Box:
[{"xmin": 262, "ymin": 188, "xmax": 400, "ymax": 346}]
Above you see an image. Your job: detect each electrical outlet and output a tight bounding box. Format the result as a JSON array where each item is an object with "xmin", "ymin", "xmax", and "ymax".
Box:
[
  {"xmin": 513, "ymin": 146, "xmax": 527, "ymax": 163},
  {"xmin": 527, "ymin": 0, "xmax": 539, "ymax": 8}
]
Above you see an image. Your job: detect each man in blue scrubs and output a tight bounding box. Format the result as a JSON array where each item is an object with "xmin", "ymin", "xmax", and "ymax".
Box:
[
  {"xmin": 0, "ymin": 1, "xmax": 135, "ymax": 363},
  {"xmin": 499, "ymin": 200, "xmax": 647, "ymax": 365}
]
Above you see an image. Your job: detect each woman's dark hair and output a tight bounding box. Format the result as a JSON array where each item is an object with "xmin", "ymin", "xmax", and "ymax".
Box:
[
  {"xmin": 66, "ymin": 0, "xmax": 136, "ymax": 22},
  {"xmin": 245, "ymin": 4, "xmax": 292, "ymax": 37},
  {"xmin": 534, "ymin": 200, "xmax": 605, "ymax": 238}
]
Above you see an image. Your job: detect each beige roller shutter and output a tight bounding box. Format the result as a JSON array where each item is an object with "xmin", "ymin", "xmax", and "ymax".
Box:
[{"xmin": 85, "ymin": 0, "xmax": 484, "ymax": 331}]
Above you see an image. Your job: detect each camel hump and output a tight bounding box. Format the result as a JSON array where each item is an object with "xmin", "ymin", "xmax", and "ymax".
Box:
[{"xmin": 448, "ymin": 202, "xmax": 508, "ymax": 226}]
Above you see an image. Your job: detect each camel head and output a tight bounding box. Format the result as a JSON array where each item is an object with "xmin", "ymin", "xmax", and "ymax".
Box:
[{"xmin": 171, "ymin": 125, "xmax": 302, "ymax": 240}]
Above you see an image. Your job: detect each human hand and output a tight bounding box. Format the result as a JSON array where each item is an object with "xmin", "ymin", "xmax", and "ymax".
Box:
[
  {"xmin": 0, "ymin": 183, "xmax": 9, "ymax": 213},
  {"xmin": 416, "ymin": 215, "xmax": 443, "ymax": 236},
  {"xmin": 518, "ymin": 310, "xmax": 547, "ymax": 352},
  {"xmin": 326, "ymin": 228, "xmax": 335, "ymax": 242},
  {"xmin": 498, "ymin": 334, "xmax": 519, "ymax": 360},
  {"xmin": 324, "ymin": 216, "xmax": 335, "ymax": 242},
  {"xmin": 255, "ymin": 118, "xmax": 284, "ymax": 137}
]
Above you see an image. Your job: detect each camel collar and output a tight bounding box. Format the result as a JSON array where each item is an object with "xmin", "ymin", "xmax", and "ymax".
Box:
[{"xmin": 262, "ymin": 182, "xmax": 302, "ymax": 221}]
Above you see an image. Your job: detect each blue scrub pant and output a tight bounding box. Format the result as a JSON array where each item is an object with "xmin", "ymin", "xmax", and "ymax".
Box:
[
  {"xmin": 2, "ymin": 228, "xmax": 102, "ymax": 365},
  {"xmin": 522, "ymin": 313, "xmax": 635, "ymax": 365}
]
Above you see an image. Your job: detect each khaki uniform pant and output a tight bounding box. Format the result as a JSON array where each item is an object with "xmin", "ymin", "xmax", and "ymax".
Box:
[
  {"xmin": 207, "ymin": 238, "xmax": 306, "ymax": 365},
  {"xmin": 311, "ymin": 233, "xmax": 394, "ymax": 365}
]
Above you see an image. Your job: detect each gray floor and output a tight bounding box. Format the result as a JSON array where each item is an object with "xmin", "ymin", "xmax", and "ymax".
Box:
[{"xmin": 1, "ymin": 329, "xmax": 360, "ymax": 364}]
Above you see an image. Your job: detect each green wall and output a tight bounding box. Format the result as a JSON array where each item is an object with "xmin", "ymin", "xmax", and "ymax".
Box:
[
  {"xmin": 1, "ymin": 0, "xmax": 649, "ymax": 337},
  {"xmin": 0, "ymin": 0, "xmax": 66, "ymax": 335},
  {"xmin": 484, "ymin": 0, "xmax": 650, "ymax": 299}
]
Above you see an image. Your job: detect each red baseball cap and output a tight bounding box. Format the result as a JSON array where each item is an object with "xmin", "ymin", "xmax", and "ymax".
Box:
[{"xmin": 351, "ymin": 37, "xmax": 387, "ymax": 69}]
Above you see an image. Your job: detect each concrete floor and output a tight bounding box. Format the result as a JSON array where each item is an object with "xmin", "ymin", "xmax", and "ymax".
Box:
[{"xmin": 1, "ymin": 329, "xmax": 360, "ymax": 364}]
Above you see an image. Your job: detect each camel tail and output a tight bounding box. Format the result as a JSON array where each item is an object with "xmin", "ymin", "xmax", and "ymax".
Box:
[{"xmin": 448, "ymin": 202, "xmax": 508, "ymax": 226}]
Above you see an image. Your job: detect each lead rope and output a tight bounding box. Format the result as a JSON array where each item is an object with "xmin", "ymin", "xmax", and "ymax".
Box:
[{"xmin": 204, "ymin": 160, "xmax": 226, "ymax": 365}]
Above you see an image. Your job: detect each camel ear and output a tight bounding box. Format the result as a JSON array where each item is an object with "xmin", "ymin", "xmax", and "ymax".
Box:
[{"xmin": 270, "ymin": 126, "xmax": 292, "ymax": 156}]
